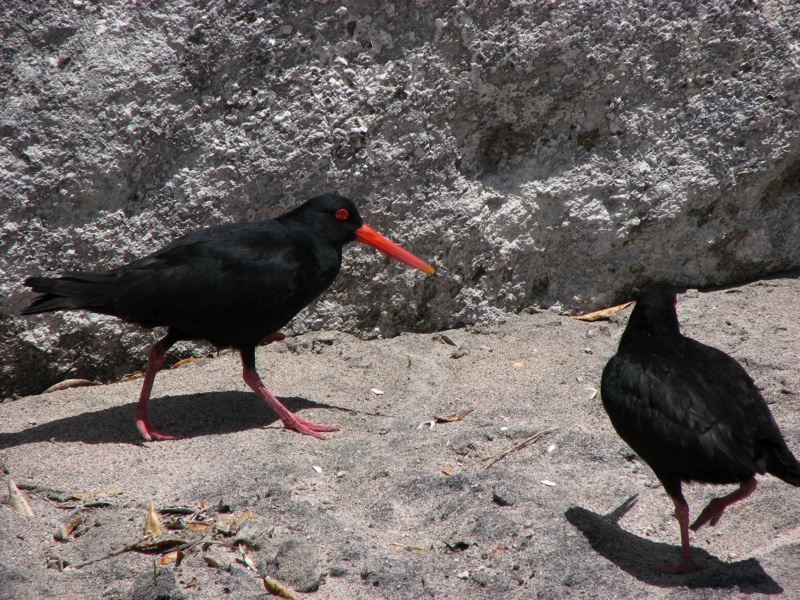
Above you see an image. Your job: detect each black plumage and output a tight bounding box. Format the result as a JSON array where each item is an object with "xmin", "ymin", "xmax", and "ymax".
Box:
[
  {"xmin": 601, "ymin": 285, "xmax": 800, "ymax": 572},
  {"xmin": 24, "ymin": 193, "xmax": 434, "ymax": 441}
]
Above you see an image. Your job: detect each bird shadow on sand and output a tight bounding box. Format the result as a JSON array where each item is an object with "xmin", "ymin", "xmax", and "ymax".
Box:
[
  {"xmin": 0, "ymin": 392, "xmax": 346, "ymax": 448},
  {"xmin": 564, "ymin": 497, "xmax": 783, "ymax": 594}
]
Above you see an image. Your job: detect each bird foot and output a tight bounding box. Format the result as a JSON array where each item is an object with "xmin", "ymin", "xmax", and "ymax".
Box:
[
  {"xmin": 654, "ymin": 559, "xmax": 704, "ymax": 574},
  {"xmin": 281, "ymin": 416, "xmax": 340, "ymax": 439},
  {"xmin": 690, "ymin": 498, "xmax": 726, "ymax": 531},
  {"xmin": 136, "ymin": 418, "xmax": 182, "ymax": 442}
]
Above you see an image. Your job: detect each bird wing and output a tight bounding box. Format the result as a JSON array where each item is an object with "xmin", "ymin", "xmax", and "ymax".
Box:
[
  {"xmin": 105, "ymin": 222, "xmax": 333, "ymax": 344},
  {"xmin": 602, "ymin": 336, "xmax": 768, "ymax": 483}
]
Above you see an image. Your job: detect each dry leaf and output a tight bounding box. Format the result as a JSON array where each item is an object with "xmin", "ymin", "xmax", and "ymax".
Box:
[
  {"xmin": 186, "ymin": 522, "xmax": 210, "ymax": 531},
  {"xmin": 7, "ymin": 479, "xmax": 35, "ymax": 517},
  {"xmin": 135, "ymin": 538, "xmax": 187, "ymax": 551},
  {"xmin": 170, "ymin": 357, "xmax": 197, "ymax": 370},
  {"xmin": 119, "ymin": 371, "xmax": 144, "ymax": 382},
  {"xmin": 43, "ymin": 379, "xmax": 95, "ymax": 393},
  {"xmin": 83, "ymin": 500, "xmax": 115, "ymax": 509},
  {"xmin": 571, "ymin": 301, "xmax": 633, "ymax": 322},
  {"xmin": 388, "ymin": 543, "xmax": 425, "ymax": 551},
  {"xmin": 145, "ymin": 500, "xmax": 164, "ymax": 536},
  {"xmin": 54, "ymin": 515, "xmax": 84, "ymax": 541},
  {"xmin": 441, "ymin": 469, "xmax": 453, "ymax": 476},
  {"xmin": 214, "ymin": 514, "xmax": 236, "ymax": 535},
  {"xmin": 203, "ymin": 555, "xmax": 226, "ymax": 568},
  {"xmin": 440, "ymin": 334, "xmax": 457, "ymax": 346},
  {"xmin": 158, "ymin": 506, "xmax": 196, "ymax": 515},
  {"xmin": 237, "ymin": 552, "xmax": 257, "ymax": 571},
  {"xmin": 232, "ymin": 509, "xmax": 255, "ymax": 530},
  {"xmin": 214, "ymin": 509, "xmax": 255, "ymax": 535},
  {"xmin": 263, "ymin": 576, "xmax": 296, "ymax": 600},
  {"xmin": 70, "ymin": 489, "xmax": 122, "ymax": 500},
  {"xmin": 166, "ymin": 517, "xmax": 186, "ymax": 530},
  {"xmin": 434, "ymin": 409, "xmax": 473, "ymax": 424},
  {"xmin": 158, "ymin": 551, "xmax": 180, "ymax": 565}
]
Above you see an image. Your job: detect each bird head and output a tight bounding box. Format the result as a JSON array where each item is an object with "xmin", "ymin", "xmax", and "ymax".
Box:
[
  {"xmin": 285, "ymin": 194, "xmax": 435, "ymax": 274},
  {"xmin": 623, "ymin": 284, "xmax": 682, "ymax": 340}
]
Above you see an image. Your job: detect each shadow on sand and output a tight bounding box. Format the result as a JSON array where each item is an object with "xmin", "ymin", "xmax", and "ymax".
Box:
[
  {"xmin": 0, "ymin": 392, "xmax": 342, "ymax": 448},
  {"xmin": 565, "ymin": 497, "xmax": 782, "ymax": 594}
]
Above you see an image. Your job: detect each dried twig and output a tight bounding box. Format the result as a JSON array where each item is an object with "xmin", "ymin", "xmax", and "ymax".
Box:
[
  {"xmin": 435, "ymin": 409, "xmax": 473, "ymax": 424},
  {"xmin": 483, "ymin": 427, "xmax": 559, "ymax": 468},
  {"xmin": 67, "ymin": 534, "xmax": 210, "ymax": 570},
  {"xmin": 43, "ymin": 379, "xmax": 96, "ymax": 393},
  {"xmin": 66, "ymin": 537, "xmax": 150, "ymax": 569},
  {"xmin": 571, "ymin": 302, "xmax": 632, "ymax": 322}
]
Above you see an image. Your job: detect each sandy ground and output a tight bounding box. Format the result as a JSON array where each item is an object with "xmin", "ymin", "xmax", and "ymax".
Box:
[{"xmin": 1, "ymin": 277, "xmax": 799, "ymax": 600}]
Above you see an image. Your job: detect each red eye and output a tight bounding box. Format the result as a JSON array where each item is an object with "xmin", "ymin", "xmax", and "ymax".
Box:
[{"xmin": 335, "ymin": 208, "xmax": 349, "ymax": 221}]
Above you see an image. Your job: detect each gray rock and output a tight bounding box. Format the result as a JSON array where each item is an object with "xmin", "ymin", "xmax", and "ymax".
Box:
[
  {"xmin": 219, "ymin": 564, "xmax": 264, "ymax": 595},
  {"xmin": 3, "ymin": 2, "xmax": 800, "ymax": 395},
  {"xmin": 233, "ymin": 516, "xmax": 275, "ymax": 550},
  {"xmin": 263, "ymin": 539, "xmax": 321, "ymax": 593},
  {"xmin": 492, "ymin": 487, "xmax": 515, "ymax": 507},
  {"xmin": 129, "ymin": 567, "xmax": 184, "ymax": 600}
]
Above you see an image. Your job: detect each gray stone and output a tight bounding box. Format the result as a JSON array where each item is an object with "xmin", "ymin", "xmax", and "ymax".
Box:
[
  {"xmin": 3, "ymin": 2, "xmax": 799, "ymax": 395},
  {"xmin": 264, "ymin": 539, "xmax": 321, "ymax": 593},
  {"xmin": 233, "ymin": 516, "xmax": 275, "ymax": 550},
  {"xmin": 129, "ymin": 567, "xmax": 184, "ymax": 600}
]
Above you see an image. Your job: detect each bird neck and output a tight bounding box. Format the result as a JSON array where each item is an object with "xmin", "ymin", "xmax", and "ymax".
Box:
[{"xmin": 619, "ymin": 308, "xmax": 681, "ymax": 346}]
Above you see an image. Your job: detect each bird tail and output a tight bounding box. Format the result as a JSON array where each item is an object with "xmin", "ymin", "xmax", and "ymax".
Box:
[
  {"xmin": 22, "ymin": 272, "xmax": 119, "ymax": 315},
  {"xmin": 767, "ymin": 445, "xmax": 800, "ymax": 487}
]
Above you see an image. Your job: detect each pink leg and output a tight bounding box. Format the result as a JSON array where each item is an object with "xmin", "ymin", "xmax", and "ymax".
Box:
[
  {"xmin": 240, "ymin": 347, "xmax": 338, "ymax": 439},
  {"xmin": 654, "ymin": 493, "xmax": 703, "ymax": 573},
  {"xmin": 690, "ymin": 477, "xmax": 757, "ymax": 531},
  {"xmin": 135, "ymin": 334, "xmax": 180, "ymax": 441}
]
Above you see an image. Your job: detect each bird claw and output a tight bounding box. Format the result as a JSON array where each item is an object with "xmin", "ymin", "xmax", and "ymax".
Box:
[
  {"xmin": 689, "ymin": 499, "xmax": 725, "ymax": 531},
  {"xmin": 136, "ymin": 419, "xmax": 182, "ymax": 442},
  {"xmin": 282, "ymin": 416, "xmax": 340, "ymax": 439}
]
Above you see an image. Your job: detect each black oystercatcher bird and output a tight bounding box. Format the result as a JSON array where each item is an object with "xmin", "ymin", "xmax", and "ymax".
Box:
[
  {"xmin": 601, "ymin": 285, "xmax": 800, "ymax": 573},
  {"xmin": 23, "ymin": 194, "xmax": 435, "ymax": 441}
]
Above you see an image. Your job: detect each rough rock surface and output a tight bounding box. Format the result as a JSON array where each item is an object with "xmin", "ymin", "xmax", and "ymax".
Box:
[
  {"xmin": 0, "ymin": 279, "xmax": 798, "ymax": 598},
  {"xmin": 2, "ymin": 1, "xmax": 799, "ymax": 395}
]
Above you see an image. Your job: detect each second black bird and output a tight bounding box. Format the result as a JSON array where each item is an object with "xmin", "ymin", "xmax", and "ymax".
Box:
[{"xmin": 601, "ymin": 285, "xmax": 800, "ymax": 572}]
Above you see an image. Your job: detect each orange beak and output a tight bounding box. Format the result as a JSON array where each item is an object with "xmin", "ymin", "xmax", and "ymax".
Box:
[{"xmin": 354, "ymin": 224, "xmax": 435, "ymax": 274}]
